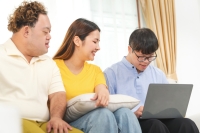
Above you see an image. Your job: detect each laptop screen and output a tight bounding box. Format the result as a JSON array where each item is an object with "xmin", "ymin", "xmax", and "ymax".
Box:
[{"xmin": 140, "ymin": 84, "xmax": 193, "ymax": 119}]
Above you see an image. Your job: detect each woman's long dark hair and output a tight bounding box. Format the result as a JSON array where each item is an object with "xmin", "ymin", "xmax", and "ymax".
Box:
[{"xmin": 53, "ymin": 18, "xmax": 100, "ymax": 60}]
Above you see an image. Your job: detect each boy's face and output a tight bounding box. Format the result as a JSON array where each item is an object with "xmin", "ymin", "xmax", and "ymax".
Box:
[{"xmin": 128, "ymin": 46, "xmax": 157, "ymax": 73}]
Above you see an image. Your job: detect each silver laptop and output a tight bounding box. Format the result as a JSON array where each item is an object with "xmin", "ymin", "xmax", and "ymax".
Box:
[{"xmin": 139, "ymin": 84, "xmax": 193, "ymax": 119}]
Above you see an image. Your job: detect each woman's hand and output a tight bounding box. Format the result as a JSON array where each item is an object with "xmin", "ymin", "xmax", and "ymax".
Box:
[{"xmin": 91, "ymin": 84, "xmax": 109, "ymax": 107}]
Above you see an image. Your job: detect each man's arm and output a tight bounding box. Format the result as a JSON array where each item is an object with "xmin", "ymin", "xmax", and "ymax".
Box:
[
  {"xmin": 47, "ymin": 92, "xmax": 72, "ymax": 133},
  {"xmin": 49, "ymin": 92, "xmax": 66, "ymax": 118}
]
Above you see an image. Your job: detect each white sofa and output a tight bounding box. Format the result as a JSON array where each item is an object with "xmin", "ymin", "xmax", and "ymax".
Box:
[
  {"xmin": 186, "ymin": 88, "xmax": 200, "ymax": 130},
  {"xmin": 168, "ymin": 78, "xmax": 200, "ymax": 130}
]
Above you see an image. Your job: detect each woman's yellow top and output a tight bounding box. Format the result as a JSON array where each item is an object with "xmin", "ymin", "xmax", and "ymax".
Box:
[{"xmin": 54, "ymin": 59, "xmax": 106, "ymax": 100}]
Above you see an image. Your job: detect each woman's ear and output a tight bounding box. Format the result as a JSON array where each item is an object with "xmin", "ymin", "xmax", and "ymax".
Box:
[{"xmin": 73, "ymin": 36, "xmax": 81, "ymax": 46}]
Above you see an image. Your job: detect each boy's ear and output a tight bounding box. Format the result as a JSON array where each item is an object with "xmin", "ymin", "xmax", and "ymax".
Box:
[
  {"xmin": 73, "ymin": 36, "xmax": 81, "ymax": 46},
  {"xmin": 128, "ymin": 45, "xmax": 132, "ymax": 53}
]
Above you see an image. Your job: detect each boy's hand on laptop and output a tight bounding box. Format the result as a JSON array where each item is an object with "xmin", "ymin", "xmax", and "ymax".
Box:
[{"xmin": 134, "ymin": 106, "xmax": 144, "ymax": 118}]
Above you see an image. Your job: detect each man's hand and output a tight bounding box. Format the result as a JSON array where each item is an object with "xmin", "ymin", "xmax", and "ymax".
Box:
[
  {"xmin": 91, "ymin": 84, "xmax": 109, "ymax": 107},
  {"xmin": 134, "ymin": 106, "xmax": 144, "ymax": 118},
  {"xmin": 48, "ymin": 92, "xmax": 71, "ymax": 133},
  {"xmin": 47, "ymin": 117, "xmax": 72, "ymax": 133}
]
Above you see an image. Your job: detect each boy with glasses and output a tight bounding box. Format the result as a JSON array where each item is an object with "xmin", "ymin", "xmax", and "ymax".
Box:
[{"xmin": 104, "ymin": 28, "xmax": 199, "ymax": 133}]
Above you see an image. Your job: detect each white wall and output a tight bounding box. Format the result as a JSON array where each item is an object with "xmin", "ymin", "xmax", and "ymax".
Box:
[
  {"xmin": 0, "ymin": 0, "xmax": 22, "ymax": 44},
  {"xmin": 175, "ymin": 0, "xmax": 200, "ymax": 129}
]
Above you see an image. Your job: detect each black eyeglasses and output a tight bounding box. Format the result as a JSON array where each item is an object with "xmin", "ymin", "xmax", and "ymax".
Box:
[{"xmin": 133, "ymin": 51, "xmax": 157, "ymax": 62}]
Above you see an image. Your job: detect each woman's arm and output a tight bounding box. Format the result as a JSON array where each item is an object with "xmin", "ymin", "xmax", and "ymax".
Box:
[{"xmin": 91, "ymin": 84, "xmax": 109, "ymax": 107}]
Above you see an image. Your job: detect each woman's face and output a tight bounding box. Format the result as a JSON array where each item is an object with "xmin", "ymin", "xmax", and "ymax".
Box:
[{"xmin": 80, "ymin": 30, "xmax": 100, "ymax": 61}]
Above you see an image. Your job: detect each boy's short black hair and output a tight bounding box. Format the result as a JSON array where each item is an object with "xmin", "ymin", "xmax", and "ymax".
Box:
[{"xmin": 129, "ymin": 28, "xmax": 159, "ymax": 54}]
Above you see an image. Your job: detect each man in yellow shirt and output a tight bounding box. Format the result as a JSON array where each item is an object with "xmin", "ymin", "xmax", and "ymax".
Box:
[{"xmin": 0, "ymin": 1, "xmax": 82, "ymax": 133}]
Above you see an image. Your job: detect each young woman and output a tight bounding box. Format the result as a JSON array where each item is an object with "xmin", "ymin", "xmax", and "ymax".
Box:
[{"xmin": 53, "ymin": 18, "xmax": 141, "ymax": 133}]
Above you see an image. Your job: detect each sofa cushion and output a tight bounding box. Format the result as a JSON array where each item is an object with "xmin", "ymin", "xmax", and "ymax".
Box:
[{"xmin": 64, "ymin": 93, "xmax": 140, "ymax": 122}]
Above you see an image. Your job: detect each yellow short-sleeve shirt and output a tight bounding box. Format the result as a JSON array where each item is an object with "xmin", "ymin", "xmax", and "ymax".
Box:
[{"xmin": 54, "ymin": 59, "xmax": 106, "ymax": 100}]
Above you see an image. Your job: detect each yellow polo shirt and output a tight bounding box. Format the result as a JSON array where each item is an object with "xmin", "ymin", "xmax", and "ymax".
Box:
[
  {"xmin": 0, "ymin": 39, "xmax": 65, "ymax": 121},
  {"xmin": 54, "ymin": 59, "xmax": 106, "ymax": 100}
]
